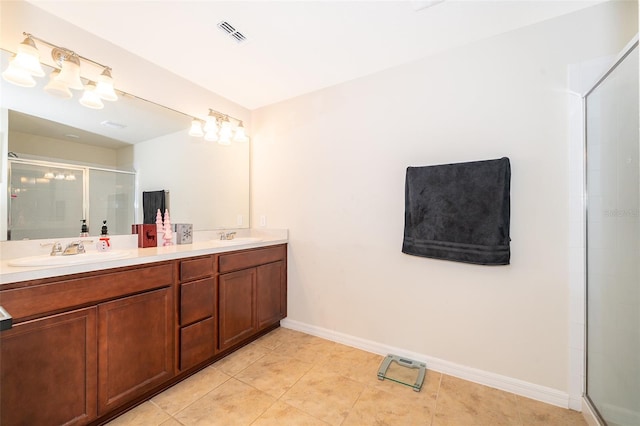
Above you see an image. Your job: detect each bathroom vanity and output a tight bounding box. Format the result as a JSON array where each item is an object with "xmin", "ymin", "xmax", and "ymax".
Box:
[{"xmin": 0, "ymin": 237, "xmax": 287, "ymax": 426}]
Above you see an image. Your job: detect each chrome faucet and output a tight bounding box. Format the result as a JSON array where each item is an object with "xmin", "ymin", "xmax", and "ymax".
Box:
[
  {"xmin": 50, "ymin": 242, "xmax": 63, "ymax": 256},
  {"xmin": 218, "ymin": 231, "xmax": 236, "ymax": 240},
  {"xmin": 62, "ymin": 241, "xmax": 86, "ymax": 256}
]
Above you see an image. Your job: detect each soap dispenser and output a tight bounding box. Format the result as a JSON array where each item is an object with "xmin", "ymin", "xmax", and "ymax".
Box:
[
  {"xmin": 80, "ymin": 219, "xmax": 89, "ymax": 237},
  {"xmin": 97, "ymin": 220, "xmax": 111, "ymax": 251}
]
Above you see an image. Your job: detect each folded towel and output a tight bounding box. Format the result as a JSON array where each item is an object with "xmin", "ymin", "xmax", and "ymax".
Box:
[
  {"xmin": 402, "ymin": 157, "xmax": 511, "ymax": 265},
  {"xmin": 143, "ymin": 190, "xmax": 167, "ymax": 224}
]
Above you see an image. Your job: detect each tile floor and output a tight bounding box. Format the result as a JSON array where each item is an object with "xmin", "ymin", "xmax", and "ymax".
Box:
[{"xmin": 107, "ymin": 327, "xmax": 587, "ymax": 426}]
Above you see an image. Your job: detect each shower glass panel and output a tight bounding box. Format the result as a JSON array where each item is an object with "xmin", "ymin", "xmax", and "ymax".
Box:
[
  {"xmin": 8, "ymin": 160, "xmax": 136, "ymax": 240},
  {"xmin": 585, "ymin": 42, "xmax": 639, "ymax": 426},
  {"xmin": 88, "ymin": 169, "xmax": 135, "ymax": 236},
  {"xmin": 8, "ymin": 161, "xmax": 84, "ymax": 240}
]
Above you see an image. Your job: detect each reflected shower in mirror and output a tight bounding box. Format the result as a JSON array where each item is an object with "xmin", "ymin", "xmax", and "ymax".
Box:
[{"xmin": 1, "ymin": 49, "xmax": 250, "ymax": 241}]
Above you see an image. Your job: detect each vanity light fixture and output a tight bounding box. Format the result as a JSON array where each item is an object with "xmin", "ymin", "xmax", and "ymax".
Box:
[
  {"xmin": 2, "ymin": 32, "xmax": 118, "ymax": 108},
  {"xmin": 190, "ymin": 109, "xmax": 250, "ymax": 144}
]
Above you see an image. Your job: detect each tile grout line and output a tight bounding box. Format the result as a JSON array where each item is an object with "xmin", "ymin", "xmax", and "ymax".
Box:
[{"xmin": 429, "ymin": 372, "xmax": 444, "ymax": 426}]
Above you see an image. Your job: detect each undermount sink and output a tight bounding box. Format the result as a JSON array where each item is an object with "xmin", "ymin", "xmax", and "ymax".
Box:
[
  {"xmin": 8, "ymin": 250, "xmax": 132, "ymax": 267},
  {"xmin": 212, "ymin": 237, "xmax": 263, "ymax": 245}
]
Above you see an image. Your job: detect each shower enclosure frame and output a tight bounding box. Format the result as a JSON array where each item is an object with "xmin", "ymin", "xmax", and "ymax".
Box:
[{"xmin": 583, "ymin": 35, "xmax": 639, "ymax": 426}]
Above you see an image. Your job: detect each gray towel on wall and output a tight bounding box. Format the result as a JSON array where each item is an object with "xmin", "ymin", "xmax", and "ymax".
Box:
[
  {"xmin": 402, "ymin": 157, "xmax": 511, "ymax": 265},
  {"xmin": 143, "ymin": 190, "xmax": 166, "ymax": 224}
]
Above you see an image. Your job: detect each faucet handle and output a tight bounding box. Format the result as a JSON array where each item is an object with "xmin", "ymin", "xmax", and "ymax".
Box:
[{"xmin": 50, "ymin": 242, "xmax": 63, "ymax": 256}]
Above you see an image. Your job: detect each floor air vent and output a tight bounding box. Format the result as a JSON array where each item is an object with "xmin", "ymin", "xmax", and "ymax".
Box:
[{"xmin": 217, "ymin": 21, "xmax": 247, "ymax": 43}]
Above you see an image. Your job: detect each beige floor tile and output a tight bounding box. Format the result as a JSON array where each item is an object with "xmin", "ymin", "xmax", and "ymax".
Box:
[
  {"xmin": 432, "ymin": 375, "xmax": 520, "ymax": 426},
  {"xmin": 235, "ymin": 352, "xmax": 314, "ymax": 398},
  {"xmin": 105, "ymin": 401, "xmax": 170, "ymax": 426},
  {"xmin": 317, "ymin": 346, "xmax": 385, "ymax": 387},
  {"xmin": 516, "ymin": 395, "xmax": 587, "ymax": 426},
  {"xmin": 159, "ymin": 418, "xmax": 184, "ymax": 426},
  {"xmin": 281, "ymin": 364, "xmax": 366, "ymax": 426},
  {"xmin": 343, "ymin": 385, "xmax": 433, "ymax": 426},
  {"xmin": 251, "ymin": 401, "xmax": 330, "ymax": 426},
  {"xmin": 212, "ymin": 343, "xmax": 271, "ymax": 376},
  {"xmin": 253, "ymin": 327, "xmax": 309, "ymax": 350},
  {"xmin": 151, "ymin": 366, "xmax": 231, "ymax": 415},
  {"xmin": 174, "ymin": 378, "xmax": 275, "ymax": 426},
  {"xmin": 272, "ymin": 333, "xmax": 350, "ymax": 364}
]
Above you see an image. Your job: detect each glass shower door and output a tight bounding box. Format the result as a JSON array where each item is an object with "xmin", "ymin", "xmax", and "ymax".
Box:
[{"xmin": 585, "ymin": 42, "xmax": 639, "ymax": 426}]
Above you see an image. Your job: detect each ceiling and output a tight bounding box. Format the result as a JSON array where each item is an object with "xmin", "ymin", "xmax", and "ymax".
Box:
[{"xmin": 26, "ymin": 0, "xmax": 603, "ymax": 110}]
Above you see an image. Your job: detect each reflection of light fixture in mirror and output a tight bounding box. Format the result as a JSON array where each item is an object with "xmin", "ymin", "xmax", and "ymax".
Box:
[
  {"xmin": 54, "ymin": 172, "xmax": 65, "ymax": 180},
  {"xmin": 79, "ymin": 83, "xmax": 104, "ymax": 109},
  {"xmin": 43, "ymin": 171, "xmax": 55, "ymax": 179},
  {"xmin": 2, "ymin": 32, "xmax": 118, "ymax": 108},
  {"xmin": 189, "ymin": 119, "xmax": 204, "ymax": 137},
  {"xmin": 44, "ymin": 69, "xmax": 72, "ymax": 99},
  {"xmin": 65, "ymin": 174, "xmax": 76, "ymax": 181},
  {"xmin": 1, "ymin": 35, "xmax": 45, "ymax": 86},
  {"xmin": 190, "ymin": 109, "xmax": 249, "ymax": 145}
]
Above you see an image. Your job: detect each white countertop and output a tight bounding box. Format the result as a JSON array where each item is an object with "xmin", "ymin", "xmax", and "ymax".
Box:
[{"xmin": 0, "ymin": 229, "xmax": 288, "ymax": 285}]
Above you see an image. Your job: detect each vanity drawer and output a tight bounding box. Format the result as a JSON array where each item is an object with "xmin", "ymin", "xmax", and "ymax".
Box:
[
  {"xmin": 180, "ymin": 316, "xmax": 216, "ymax": 370},
  {"xmin": 0, "ymin": 262, "xmax": 174, "ymax": 322},
  {"xmin": 219, "ymin": 245, "xmax": 286, "ymax": 273},
  {"xmin": 180, "ymin": 256, "xmax": 215, "ymax": 282},
  {"xmin": 180, "ymin": 277, "xmax": 215, "ymax": 326}
]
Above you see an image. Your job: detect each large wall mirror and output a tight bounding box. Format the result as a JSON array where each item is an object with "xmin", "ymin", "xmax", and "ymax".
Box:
[{"xmin": 1, "ymin": 49, "xmax": 250, "ymax": 241}]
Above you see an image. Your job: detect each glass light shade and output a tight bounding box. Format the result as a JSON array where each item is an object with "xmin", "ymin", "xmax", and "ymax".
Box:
[
  {"xmin": 95, "ymin": 68, "xmax": 118, "ymax": 101},
  {"xmin": 14, "ymin": 37, "xmax": 45, "ymax": 77},
  {"xmin": 79, "ymin": 84, "xmax": 104, "ymax": 109},
  {"xmin": 221, "ymin": 116, "xmax": 232, "ymax": 131},
  {"xmin": 233, "ymin": 121, "xmax": 249, "ymax": 142},
  {"xmin": 55, "ymin": 58, "xmax": 84, "ymax": 90},
  {"xmin": 65, "ymin": 174, "xmax": 76, "ymax": 181},
  {"xmin": 54, "ymin": 173, "xmax": 65, "ymax": 180},
  {"xmin": 44, "ymin": 70, "xmax": 73, "ymax": 99},
  {"xmin": 204, "ymin": 116, "xmax": 218, "ymax": 133},
  {"xmin": 43, "ymin": 172, "xmax": 55, "ymax": 179},
  {"xmin": 2, "ymin": 58, "xmax": 36, "ymax": 87},
  {"xmin": 204, "ymin": 130, "xmax": 219, "ymax": 142},
  {"xmin": 218, "ymin": 132, "xmax": 232, "ymax": 146},
  {"xmin": 189, "ymin": 119, "xmax": 204, "ymax": 137}
]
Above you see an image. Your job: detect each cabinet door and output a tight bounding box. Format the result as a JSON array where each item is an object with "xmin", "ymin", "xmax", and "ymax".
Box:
[
  {"xmin": 256, "ymin": 261, "xmax": 286, "ymax": 330},
  {"xmin": 1, "ymin": 308, "xmax": 97, "ymax": 426},
  {"xmin": 98, "ymin": 287, "xmax": 174, "ymax": 414},
  {"xmin": 218, "ymin": 268, "xmax": 256, "ymax": 351}
]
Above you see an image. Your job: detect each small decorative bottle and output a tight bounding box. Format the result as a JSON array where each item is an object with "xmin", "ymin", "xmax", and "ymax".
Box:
[
  {"xmin": 97, "ymin": 220, "xmax": 111, "ymax": 251},
  {"xmin": 163, "ymin": 209, "xmax": 173, "ymax": 246}
]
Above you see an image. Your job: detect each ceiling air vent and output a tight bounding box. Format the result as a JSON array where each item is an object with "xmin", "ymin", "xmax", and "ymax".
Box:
[{"xmin": 217, "ymin": 21, "xmax": 247, "ymax": 44}]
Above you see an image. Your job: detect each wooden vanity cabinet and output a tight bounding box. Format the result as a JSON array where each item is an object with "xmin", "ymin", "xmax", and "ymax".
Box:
[
  {"xmin": 98, "ymin": 287, "xmax": 174, "ymax": 415},
  {"xmin": 0, "ymin": 261, "xmax": 175, "ymax": 425},
  {"xmin": 178, "ymin": 256, "xmax": 216, "ymax": 370},
  {"xmin": 0, "ymin": 307, "xmax": 97, "ymax": 426},
  {"xmin": 218, "ymin": 245, "xmax": 287, "ymax": 352}
]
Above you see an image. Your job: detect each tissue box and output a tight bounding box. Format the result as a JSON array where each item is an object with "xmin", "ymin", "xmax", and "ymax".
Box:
[
  {"xmin": 174, "ymin": 223, "xmax": 193, "ymax": 244},
  {"xmin": 132, "ymin": 224, "xmax": 158, "ymax": 248}
]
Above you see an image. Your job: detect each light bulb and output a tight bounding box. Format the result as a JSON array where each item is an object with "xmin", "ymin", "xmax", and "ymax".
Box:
[
  {"xmin": 204, "ymin": 130, "xmax": 219, "ymax": 142},
  {"xmin": 189, "ymin": 119, "xmax": 204, "ymax": 137},
  {"xmin": 55, "ymin": 55, "xmax": 83, "ymax": 90},
  {"xmin": 2, "ymin": 57, "xmax": 36, "ymax": 87},
  {"xmin": 44, "ymin": 70, "xmax": 72, "ymax": 99},
  {"xmin": 95, "ymin": 68, "xmax": 117, "ymax": 101},
  {"xmin": 79, "ymin": 83, "xmax": 104, "ymax": 109},
  {"xmin": 12, "ymin": 36, "xmax": 45, "ymax": 77},
  {"xmin": 233, "ymin": 121, "xmax": 249, "ymax": 142}
]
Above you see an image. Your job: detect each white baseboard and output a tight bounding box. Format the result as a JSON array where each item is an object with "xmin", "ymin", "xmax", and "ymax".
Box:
[
  {"xmin": 582, "ymin": 397, "xmax": 603, "ymax": 426},
  {"xmin": 281, "ymin": 318, "xmax": 572, "ymax": 409}
]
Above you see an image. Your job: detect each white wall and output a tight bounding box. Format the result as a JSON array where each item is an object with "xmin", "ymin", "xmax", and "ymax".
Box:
[{"xmin": 251, "ymin": 0, "xmax": 638, "ymax": 401}]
